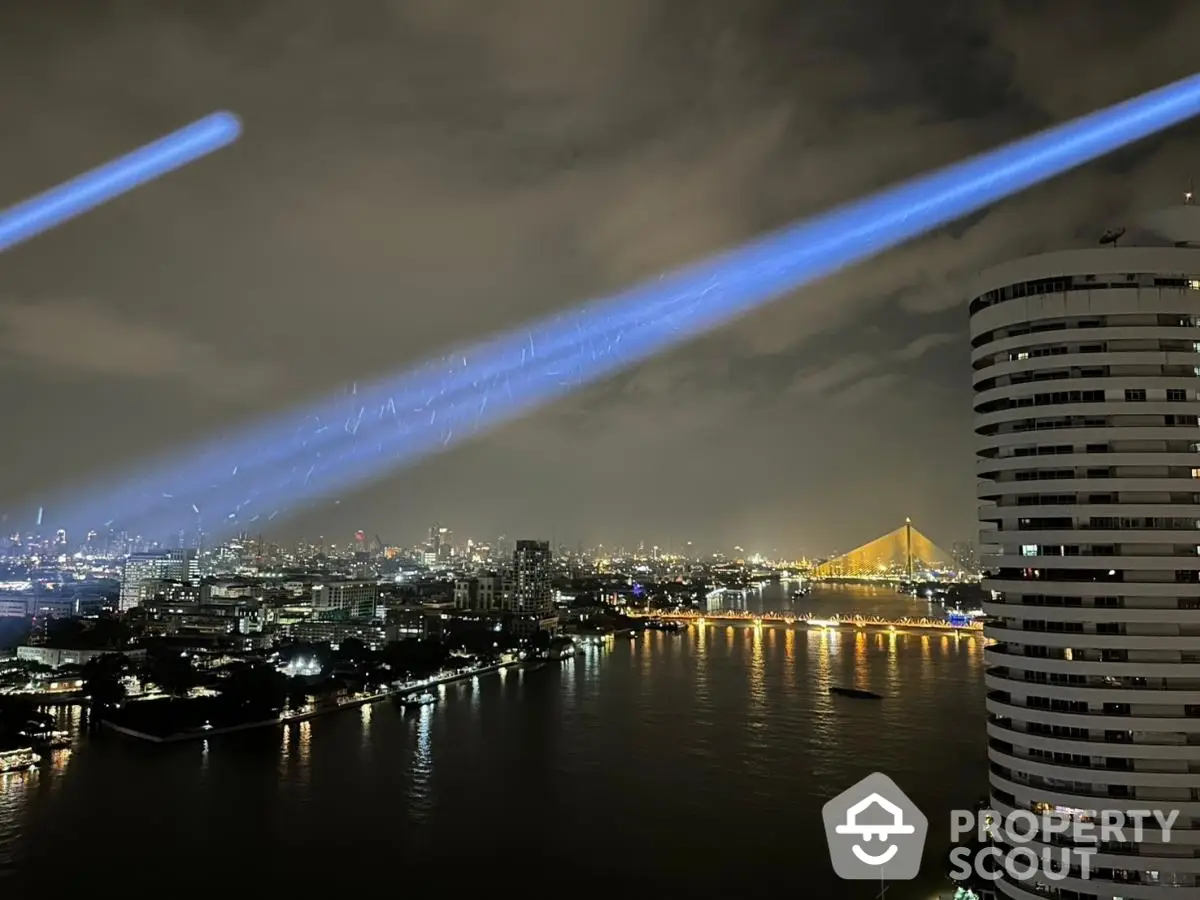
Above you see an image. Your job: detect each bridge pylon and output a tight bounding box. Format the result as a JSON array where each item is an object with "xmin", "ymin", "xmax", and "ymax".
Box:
[{"xmin": 812, "ymin": 520, "xmax": 953, "ymax": 580}]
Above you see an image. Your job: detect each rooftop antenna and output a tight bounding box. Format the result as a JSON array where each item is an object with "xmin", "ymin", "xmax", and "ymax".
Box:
[{"xmin": 1099, "ymin": 226, "xmax": 1125, "ymax": 247}]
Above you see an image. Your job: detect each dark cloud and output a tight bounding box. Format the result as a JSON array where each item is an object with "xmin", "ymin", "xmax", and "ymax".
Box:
[
  {"xmin": 894, "ymin": 333, "xmax": 958, "ymax": 363},
  {"xmin": 0, "ymin": 0, "xmax": 1197, "ymax": 554},
  {"xmin": 0, "ymin": 298, "xmax": 278, "ymax": 396}
]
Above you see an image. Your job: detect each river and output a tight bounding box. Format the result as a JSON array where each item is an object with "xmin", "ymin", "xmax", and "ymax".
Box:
[{"xmin": 0, "ymin": 584, "xmax": 986, "ymax": 898}]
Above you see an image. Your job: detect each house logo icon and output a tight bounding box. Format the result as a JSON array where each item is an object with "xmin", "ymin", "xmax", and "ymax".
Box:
[{"xmin": 822, "ymin": 772, "xmax": 928, "ymax": 880}]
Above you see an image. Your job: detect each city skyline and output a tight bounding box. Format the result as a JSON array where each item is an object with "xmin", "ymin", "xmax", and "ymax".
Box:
[
  {"xmin": 5, "ymin": 4, "xmax": 1200, "ymax": 896},
  {"xmin": 3, "ymin": 4, "xmax": 1200, "ymax": 553},
  {"xmin": 3, "ymin": 514, "xmax": 968, "ymax": 564}
]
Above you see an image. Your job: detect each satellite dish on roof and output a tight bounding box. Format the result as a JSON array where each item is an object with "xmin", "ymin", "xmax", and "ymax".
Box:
[{"xmin": 1099, "ymin": 227, "xmax": 1126, "ymax": 246}]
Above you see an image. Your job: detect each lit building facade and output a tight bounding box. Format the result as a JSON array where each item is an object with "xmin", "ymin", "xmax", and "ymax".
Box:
[
  {"xmin": 511, "ymin": 539, "xmax": 557, "ymax": 635},
  {"xmin": 312, "ymin": 580, "xmax": 379, "ymax": 622},
  {"xmin": 454, "ymin": 572, "xmax": 511, "ymax": 611},
  {"xmin": 17, "ymin": 645, "xmax": 148, "ymax": 669},
  {"xmin": 970, "ymin": 205, "xmax": 1200, "ymax": 900},
  {"xmin": 119, "ymin": 549, "xmax": 199, "ymax": 612}
]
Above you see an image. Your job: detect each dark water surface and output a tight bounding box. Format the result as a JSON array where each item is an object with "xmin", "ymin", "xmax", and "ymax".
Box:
[{"xmin": 0, "ymin": 585, "xmax": 985, "ymax": 898}]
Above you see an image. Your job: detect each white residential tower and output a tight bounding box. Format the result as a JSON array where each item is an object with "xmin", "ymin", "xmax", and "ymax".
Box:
[{"xmin": 971, "ymin": 204, "xmax": 1200, "ymax": 900}]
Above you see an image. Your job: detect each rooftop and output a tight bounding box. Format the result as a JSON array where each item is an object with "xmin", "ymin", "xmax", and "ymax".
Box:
[{"xmin": 1135, "ymin": 203, "xmax": 1200, "ymax": 246}]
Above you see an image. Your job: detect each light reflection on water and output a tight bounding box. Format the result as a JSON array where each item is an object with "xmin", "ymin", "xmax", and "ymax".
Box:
[
  {"xmin": 0, "ymin": 586, "xmax": 987, "ymax": 899},
  {"xmin": 406, "ymin": 704, "xmax": 434, "ymax": 822},
  {"xmin": 295, "ymin": 720, "xmax": 311, "ymax": 783},
  {"xmin": 748, "ymin": 624, "xmax": 765, "ymax": 713},
  {"xmin": 360, "ymin": 700, "xmax": 373, "ymax": 747}
]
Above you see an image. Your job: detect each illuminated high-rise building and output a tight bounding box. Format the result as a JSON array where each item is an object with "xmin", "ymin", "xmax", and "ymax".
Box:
[
  {"xmin": 511, "ymin": 539, "xmax": 557, "ymax": 636},
  {"xmin": 970, "ymin": 203, "xmax": 1200, "ymax": 900},
  {"xmin": 119, "ymin": 549, "xmax": 199, "ymax": 612},
  {"xmin": 422, "ymin": 523, "xmax": 451, "ymax": 567}
]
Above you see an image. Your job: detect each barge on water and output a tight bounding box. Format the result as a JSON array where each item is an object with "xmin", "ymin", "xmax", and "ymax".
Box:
[
  {"xmin": 398, "ymin": 691, "xmax": 438, "ymax": 710},
  {"xmin": 830, "ymin": 686, "xmax": 883, "ymax": 700},
  {"xmin": 0, "ymin": 746, "xmax": 40, "ymax": 775}
]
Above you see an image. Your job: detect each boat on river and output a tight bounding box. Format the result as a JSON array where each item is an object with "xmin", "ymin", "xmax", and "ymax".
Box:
[
  {"xmin": 0, "ymin": 746, "xmax": 40, "ymax": 774},
  {"xmin": 399, "ymin": 691, "xmax": 438, "ymax": 710},
  {"xmin": 830, "ymin": 686, "xmax": 883, "ymax": 700}
]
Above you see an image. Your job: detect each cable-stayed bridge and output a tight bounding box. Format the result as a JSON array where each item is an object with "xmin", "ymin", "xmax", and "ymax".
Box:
[{"xmin": 810, "ymin": 518, "xmax": 955, "ymax": 581}]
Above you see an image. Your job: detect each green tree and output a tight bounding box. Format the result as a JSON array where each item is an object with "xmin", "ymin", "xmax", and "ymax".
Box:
[
  {"xmin": 18, "ymin": 660, "xmax": 53, "ymax": 678},
  {"xmin": 89, "ymin": 612, "xmax": 128, "ymax": 648},
  {"xmin": 382, "ymin": 638, "xmax": 449, "ymax": 680},
  {"xmin": 286, "ymin": 675, "xmax": 310, "ymax": 712},
  {"xmin": 361, "ymin": 659, "xmax": 390, "ymax": 690},
  {"xmin": 219, "ymin": 665, "xmax": 287, "ymax": 716},
  {"xmin": 81, "ymin": 653, "xmax": 129, "ymax": 707},
  {"xmin": 335, "ymin": 636, "xmax": 368, "ymax": 663},
  {"xmin": 45, "ymin": 617, "xmax": 87, "ymax": 646},
  {"xmin": 143, "ymin": 650, "xmax": 196, "ymax": 696}
]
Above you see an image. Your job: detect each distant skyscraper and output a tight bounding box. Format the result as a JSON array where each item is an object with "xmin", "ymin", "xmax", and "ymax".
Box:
[
  {"xmin": 969, "ymin": 202, "xmax": 1200, "ymax": 900},
  {"xmin": 950, "ymin": 541, "xmax": 979, "ymax": 574},
  {"xmin": 119, "ymin": 549, "xmax": 198, "ymax": 612},
  {"xmin": 511, "ymin": 539, "xmax": 556, "ymax": 635},
  {"xmin": 422, "ymin": 523, "xmax": 452, "ymax": 566}
]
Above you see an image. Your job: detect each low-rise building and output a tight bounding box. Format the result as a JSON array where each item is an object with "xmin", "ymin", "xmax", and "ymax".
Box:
[
  {"xmin": 17, "ymin": 645, "xmax": 147, "ymax": 669},
  {"xmin": 290, "ymin": 621, "xmax": 399, "ymax": 651},
  {"xmin": 312, "ymin": 580, "xmax": 379, "ymax": 621}
]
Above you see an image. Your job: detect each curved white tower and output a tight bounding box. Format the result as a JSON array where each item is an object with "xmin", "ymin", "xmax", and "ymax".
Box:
[{"xmin": 970, "ymin": 206, "xmax": 1200, "ymax": 900}]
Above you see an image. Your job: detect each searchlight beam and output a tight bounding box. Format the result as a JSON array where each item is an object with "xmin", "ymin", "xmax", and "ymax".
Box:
[{"xmin": 37, "ymin": 74, "xmax": 1200, "ymax": 542}]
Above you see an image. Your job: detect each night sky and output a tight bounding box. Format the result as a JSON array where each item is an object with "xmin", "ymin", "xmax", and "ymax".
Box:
[{"xmin": 1, "ymin": 1, "xmax": 1198, "ymax": 556}]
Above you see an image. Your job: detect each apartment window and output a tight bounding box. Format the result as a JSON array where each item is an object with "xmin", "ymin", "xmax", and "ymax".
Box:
[
  {"xmin": 1168, "ymin": 389, "xmax": 1189, "ymax": 402},
  {"xmin": 1125, "ymin": 389, "xmax": 1147, "ymax": 401},
  {"xmin": 1021, "ymin": 545, "xmax": 1038, "ymax": 557}
]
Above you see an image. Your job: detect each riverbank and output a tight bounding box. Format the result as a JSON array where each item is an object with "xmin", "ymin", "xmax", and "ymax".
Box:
[
  {"xmin": 101, "ymin": 658, "xmax": 524, "ymax": 744},
  {"xmin": 0, "ymin": 692, "xmax": 85, "ymax": 707}
]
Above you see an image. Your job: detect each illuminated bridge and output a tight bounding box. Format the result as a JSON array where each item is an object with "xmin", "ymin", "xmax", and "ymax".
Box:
[
  {"xmin": 631, "ymin": 610, "xmax": 984, "ymax": 633},
  {"xmin": 810, "ymin": 518, "xmax": 954, "ymax": 581}
]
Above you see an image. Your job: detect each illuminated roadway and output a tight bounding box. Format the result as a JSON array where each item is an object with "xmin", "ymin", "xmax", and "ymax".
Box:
[{"xmin": 628, "ymin": 610, "xmax": 985, "ymax": 633}]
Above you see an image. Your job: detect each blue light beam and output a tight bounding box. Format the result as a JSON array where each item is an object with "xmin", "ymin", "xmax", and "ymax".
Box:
[
  {"xmin": 0, "ymin": 112, "xmax": 241, "ymax": 255},
  {"xmin": 51, "ymin": 74, "xmax": 1200, "ymax": 543}
]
